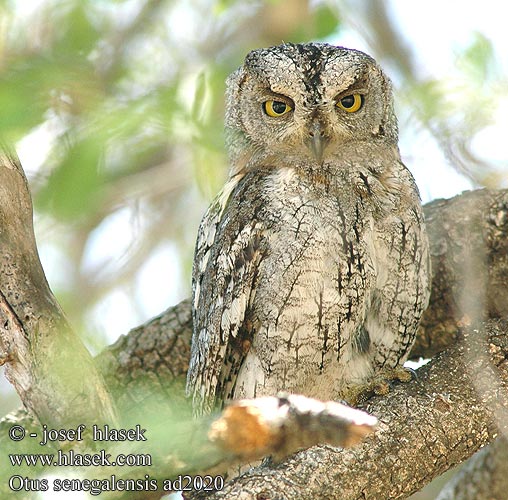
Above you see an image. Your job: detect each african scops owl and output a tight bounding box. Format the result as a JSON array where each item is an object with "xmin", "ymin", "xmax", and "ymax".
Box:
[{"xmin": 186, "ymin": 43, "xmax": 431, "ymax": 415}]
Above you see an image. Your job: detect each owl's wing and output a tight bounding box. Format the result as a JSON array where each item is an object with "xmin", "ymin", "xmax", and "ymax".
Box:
[{"xmin": 186, "ymin": 175, "xmax": 267, "ymax": 415}]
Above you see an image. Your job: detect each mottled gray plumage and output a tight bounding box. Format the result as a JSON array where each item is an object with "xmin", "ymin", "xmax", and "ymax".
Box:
[{"xmin": 186, "ymin": 43, "xmax": 431, "ymax": 415}]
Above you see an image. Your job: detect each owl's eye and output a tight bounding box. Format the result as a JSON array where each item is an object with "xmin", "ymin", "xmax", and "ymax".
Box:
[
  {"xmin": 336, "ymin": 94, "xmax": 363, "ymax": 113},
  {"xmin": 263, "ymin": 100, "xmax": 292, "ymax": 117}
]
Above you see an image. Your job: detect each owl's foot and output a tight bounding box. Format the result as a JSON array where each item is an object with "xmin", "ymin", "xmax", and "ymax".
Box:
[
  {"xmin": 341, "ymin": 366, "xmax": 417, "ymax": 406},
  {"xmin": 371, "ymin": 366, "xmax": 416, "ymax": 395},
  {"xmin": 339, "ymin": 386, "xmax": 371, "ymax": 407}
]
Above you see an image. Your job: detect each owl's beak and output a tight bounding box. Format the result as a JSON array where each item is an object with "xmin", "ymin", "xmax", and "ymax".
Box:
[{"xmin": 306, "ymin": 121, "xmax": 329, "ymax": 163}]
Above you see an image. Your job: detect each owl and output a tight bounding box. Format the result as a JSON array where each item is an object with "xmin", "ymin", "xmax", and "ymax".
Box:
[{"xmin": 186, "ymin": 43, "xmax": 431, "ymax": 415}]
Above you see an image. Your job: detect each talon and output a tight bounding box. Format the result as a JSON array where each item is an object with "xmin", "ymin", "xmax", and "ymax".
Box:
[
  {"xmin": 402, "ymin": 366, "xmax": 418, "ymax": 381},
  {"xmin": 341, "ymin": 366, "xmax": 417, "ymax": 405},
  {"xmin": 339, "ymin": 387, "xmax": 369, "ymax": 406},
  {"xmin": 336, "ymin": 399, "xmax": 352, "ymax": 407},
  {"xmin": 373, "ymin": 380, "xmax": 390, "ymax": 396},
  {"xmin": 392, "ymin": 366, "xmax": 416, "ymax": 383}
]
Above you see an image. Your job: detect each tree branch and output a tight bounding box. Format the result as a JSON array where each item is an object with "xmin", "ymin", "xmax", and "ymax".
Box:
[
  {"xmin": 209, "ymin": 394, "xmax": 377, "ymax": 462},
  {"xmin": 0, "ymin": 151, "xmax": 117, "ymax": 426},
  {"xmin": 414, "ymin": 188, "xmax": 508, "ymax": 357}
]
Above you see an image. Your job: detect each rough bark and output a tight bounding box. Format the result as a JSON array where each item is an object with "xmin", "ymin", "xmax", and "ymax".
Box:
[
  {"xmin": 1, "ymin": 146, "xmax": 508, "ymax": 499},
  {"xmin": 96, "ymin": 298, "xmax": 192, "ymax": 417}
]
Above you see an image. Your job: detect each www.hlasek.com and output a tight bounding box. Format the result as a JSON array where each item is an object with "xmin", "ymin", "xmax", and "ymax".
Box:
[{"xmin": 7, "ymin": 423, "xmax": 224, "ymax": 495}]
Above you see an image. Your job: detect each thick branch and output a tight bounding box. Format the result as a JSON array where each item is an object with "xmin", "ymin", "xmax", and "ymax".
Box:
[
  {"xmin": 414, "ymin": 188, "xmax": 508, "ymax": 357},
  {"xmin": 0, "ymin": 151, "xmax": 117, "ymax": 426}
]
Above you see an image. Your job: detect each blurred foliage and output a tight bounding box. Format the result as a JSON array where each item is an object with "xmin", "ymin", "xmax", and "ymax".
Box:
[{"xmin": 398, "ymin": 30, "xmax": 506, "ymax": 186}]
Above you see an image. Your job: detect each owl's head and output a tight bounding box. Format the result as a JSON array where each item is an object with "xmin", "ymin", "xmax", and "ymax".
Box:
[{"xmin": 225, "ymin": 43, "xmax": 398, "ymax": 173}]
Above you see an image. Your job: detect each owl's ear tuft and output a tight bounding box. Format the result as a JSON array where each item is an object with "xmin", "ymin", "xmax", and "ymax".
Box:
[
  {"xmin": 370, "ymin": 66, "xmax": 398, "ymax": 143},
  {"xmin": 226, "ymin": 67, "xmax": 247, "ymax": 97},
  {"xmin": 225, "ymin": 66, "xmax": 253, "ymax": 171},
  {"xmin": 225, "ymin": 67, "xmax": 247, "ymax": 129},
  {"xmin": 244, "ymin": 47, "xmax": 264, "ymax": 69}
]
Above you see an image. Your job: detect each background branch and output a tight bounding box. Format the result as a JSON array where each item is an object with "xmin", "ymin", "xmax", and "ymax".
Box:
[
  {"xmin": 0, "ymin": 152, "xmax": 117, "ymax": 427},
  {"xmin": 435, "ymin": 436, "xmax": 508, "ymax": 500}
]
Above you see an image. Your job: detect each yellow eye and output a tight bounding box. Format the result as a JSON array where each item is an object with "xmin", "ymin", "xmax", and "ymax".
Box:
[
  {"xmin": 336, "ymin": 94, "xmax": 363, "ymax": 113},
  {"xmin": 263, "ymin": 100, "xmax": 292, "ymax": 117}
]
